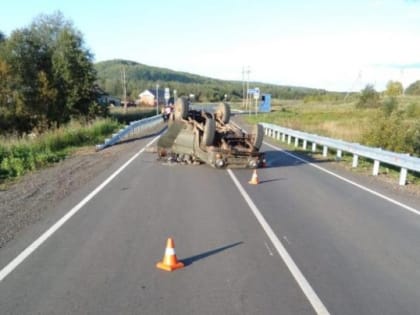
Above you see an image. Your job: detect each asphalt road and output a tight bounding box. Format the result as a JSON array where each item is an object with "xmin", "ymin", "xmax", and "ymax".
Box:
[{"xmin": 1, "ymin": 135, "xmax": 420, "ymax": 314}]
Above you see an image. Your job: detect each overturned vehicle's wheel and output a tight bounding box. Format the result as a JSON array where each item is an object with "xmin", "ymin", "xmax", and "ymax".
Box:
[
  {"xmin": 203, "ymin": 118, "xmax": 215, "ymax": 146},
  {"xmin": 174, "ymin": 97, "xmax": 189, "ymax": 120},
  {"xmin": 251, "ymin": 124, "xmax": 264, "ymax": 150},
  {"xmin": 215, "ymin": 102, "xmax": 231, "ymax": 124}
]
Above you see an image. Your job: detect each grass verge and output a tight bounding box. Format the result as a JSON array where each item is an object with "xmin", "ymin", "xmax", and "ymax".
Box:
[
  {"xmin": 0, "ymin": 118, "xmax": 121, "ymax": 184},
  {"xmin": 109, "ymin": 107, "xmax": 155, "ymax": 124}
]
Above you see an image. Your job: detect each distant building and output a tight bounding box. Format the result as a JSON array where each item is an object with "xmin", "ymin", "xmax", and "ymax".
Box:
[
  {"xmin": 138, "ymin": 90, "xmax": 155, "ymax": 106},
  {"xmin": 138, "ymin": 89, "xmax": 165, "ymax": 106}
]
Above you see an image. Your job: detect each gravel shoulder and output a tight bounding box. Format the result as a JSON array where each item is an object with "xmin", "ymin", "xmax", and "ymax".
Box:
[{"xmin": 0, "ymin": 125, "xmax": 165, "ymax": 249}]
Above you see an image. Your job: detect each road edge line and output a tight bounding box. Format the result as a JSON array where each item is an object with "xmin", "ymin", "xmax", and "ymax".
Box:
[
  {"xmin": 0, "ymin": 136, "xmax": 160, "ymax": 283},
  {"xmin": 264, "ymin": 142, "xmax": 420, "ymax": 216},
  {"xmin": 227, "ymin": 169, "xmax": 330, "ymax": 315}
]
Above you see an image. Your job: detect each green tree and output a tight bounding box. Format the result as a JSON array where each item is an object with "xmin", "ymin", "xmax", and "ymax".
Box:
[
  {"xmin": 0, "ymin": 12, "xmax": 98, "ymax": 133},
  {"xmin": 356, "ymin": 84, "xmax": 380, "ymax": 108},
  {"xmin": 0, "ymin": 28, "xmax": 41, "ymax": 133},
  {"xmin": 385, "ymin": 80, "xmax": 403, "ymax": 97},
  {"xmin": 405, "ymin": 80, "xmax": 420, "ymax": 95},
  {"xmin": 51, "ymin": 26, "xmax": 96, "ymax": 125}
]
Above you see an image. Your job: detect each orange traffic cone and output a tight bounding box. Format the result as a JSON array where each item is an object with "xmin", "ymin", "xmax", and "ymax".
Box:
[
  {"xmin": 248, "ymin": 169, "xmax": 260, "ymax": 185},
  {"xmin": 156, "ymin": 238, "xmax": 184, "ymax": 271}
]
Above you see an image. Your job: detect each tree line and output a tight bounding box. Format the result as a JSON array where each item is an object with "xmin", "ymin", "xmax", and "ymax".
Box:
[
  {"xmin": 95, "ymin": 59, "xmax": 327, "ymax": 103},
  {"xmin": 0, "ymin": 12, "xmax": 102, "ymax": 136}
]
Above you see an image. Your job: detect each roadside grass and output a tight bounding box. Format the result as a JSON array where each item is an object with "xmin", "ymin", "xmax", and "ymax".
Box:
[
  {"xmin": 109, "ymin": 106, "xmax": 155, "ymax": 124},
  {"xmin": 0, "ymin": 118, "xmax": 121, "ymax": 184},
  {"xmin": 245, "ymin": 100, "xmax": 376, "ymax": 142},
  {"xmin": 245, "ymin": 96, "xmax": 419, "ymax": 146},
  {"xmin": 244, "ymin": 96, "xmax": 420, "ymax": 187}
]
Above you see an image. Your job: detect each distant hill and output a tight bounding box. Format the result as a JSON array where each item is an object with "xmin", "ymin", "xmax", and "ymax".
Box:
[{"xmin": 95, "ymin": 59, "xmax": 329, "ymax": 102}]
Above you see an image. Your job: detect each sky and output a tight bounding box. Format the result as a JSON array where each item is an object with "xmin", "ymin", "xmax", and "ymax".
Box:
[{"xmin": 2, "ymin": 0, "xmax": 420, "ymax": 92}]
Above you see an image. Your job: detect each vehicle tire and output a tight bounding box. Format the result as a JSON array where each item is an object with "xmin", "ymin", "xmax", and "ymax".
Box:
[
  {"xmin": 251, "ymin": 124, "xmax": 264, "ymax": 150},
  {"xmin": 174, "ymin": 97, "xmax": 189, "ymax": 120},
  {"xmin": 203, "ymin": 118, "xmax": 216, "ymax": 146},
  {"xmin": 216, "ymin": 102, "xmax": 231, "ymax": 124}
]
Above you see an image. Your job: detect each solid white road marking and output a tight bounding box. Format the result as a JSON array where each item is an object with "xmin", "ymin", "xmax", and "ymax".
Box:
[
  {"xmin": 0, "ymin": 136, "xmax": 160, "ymax": 283},
  {"xmin": 227, "ymin": 169, "xmax": 330, "ymax": 315},
  {"xmin": 264, "ymin": 142, "xmax": 420, "ymax": 217}
]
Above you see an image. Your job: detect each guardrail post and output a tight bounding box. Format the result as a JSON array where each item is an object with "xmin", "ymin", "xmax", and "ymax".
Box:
[
  {"xmin": 373, "ymin": 160, "xmax": 380, "ymax": 176},
  {"xmin": 265, "ymin": 128, "xmax": 269, "ymax": 136},
  {"xmin": 260, "ymin": 122, "xmax": 420, "ymax": 186},
  {"xmin": 399, "ymin": 168, "xmax": 407, "ymax": 186},
  {"xmin": 352, "ymin": 154, "xmax": 359, "ymax": 168}
]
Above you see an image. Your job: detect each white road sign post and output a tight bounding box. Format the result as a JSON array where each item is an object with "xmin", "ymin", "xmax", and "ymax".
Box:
[
  {"xmin": 254, "ymin": 87, "xmax": 260, "ymax": 114},
  {"xmin": 164, "ymin": 88, "xmax": 170, "ymax": 106},
  {"xmin": 247, "ymin": 88, "xmax": 260, "ymax": 114}
]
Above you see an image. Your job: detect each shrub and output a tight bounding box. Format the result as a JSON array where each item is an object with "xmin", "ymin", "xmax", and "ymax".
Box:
[
  {"xmin": 357, "ymin": 84, "xmax": 380, "ymax": 108},
  {"xmin": 362, "ymin": 110, "xmax": 419, "ymax": 155},
  {"xmin": 381, "ymin": 97, "xmax": 398, "ymax": 116},
  {"xmin": 0, "ymin": 156, "xmax": 24, "ymax": 178},
  {"xmin": 405, "ymin": 102, "xmax": 420, "ymax": 118}
]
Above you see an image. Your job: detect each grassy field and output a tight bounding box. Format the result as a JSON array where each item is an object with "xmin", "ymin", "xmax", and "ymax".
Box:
[
  {"xmin": 241, "ymin": 96, "xmax": 420, "ymax": 185},
  {"xmin": 243, "ymin": 96, "xmax": 420, "ymax": 143}
]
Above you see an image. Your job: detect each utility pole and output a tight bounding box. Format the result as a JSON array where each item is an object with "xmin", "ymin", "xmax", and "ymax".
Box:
[
  {"xmin": 121, "ymin": 66, "xmax": 127, "ymax": 111},
  {"xmin": 246, "ymin": 66, "xmax": 251, "ymax": 113},
  {"xmin": 156, "ymin": 83, "xmax": 159, "ymax": 115},
  {"xmin": 242, "ymin": 66, "xmax": 245, "ymax": 109}
]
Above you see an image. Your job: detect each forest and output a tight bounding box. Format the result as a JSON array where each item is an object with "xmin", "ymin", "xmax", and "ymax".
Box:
[{"xmin": 95, "ymin": 59, "xmax": 338, "ymax": 103}]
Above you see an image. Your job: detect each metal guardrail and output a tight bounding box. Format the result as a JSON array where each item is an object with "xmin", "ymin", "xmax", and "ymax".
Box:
[
  {"xmin": 262, "ymin": 123, "xmax": 420, "ymax": 186},
  {"xmin": 96, "ymin": 115, "xmax": 163, "ymax": 150}
]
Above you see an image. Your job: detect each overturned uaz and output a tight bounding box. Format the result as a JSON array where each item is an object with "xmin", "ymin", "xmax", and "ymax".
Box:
[{"xmin": 157, "ymin": 98, "xmax": 265, "ymax": 168}]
